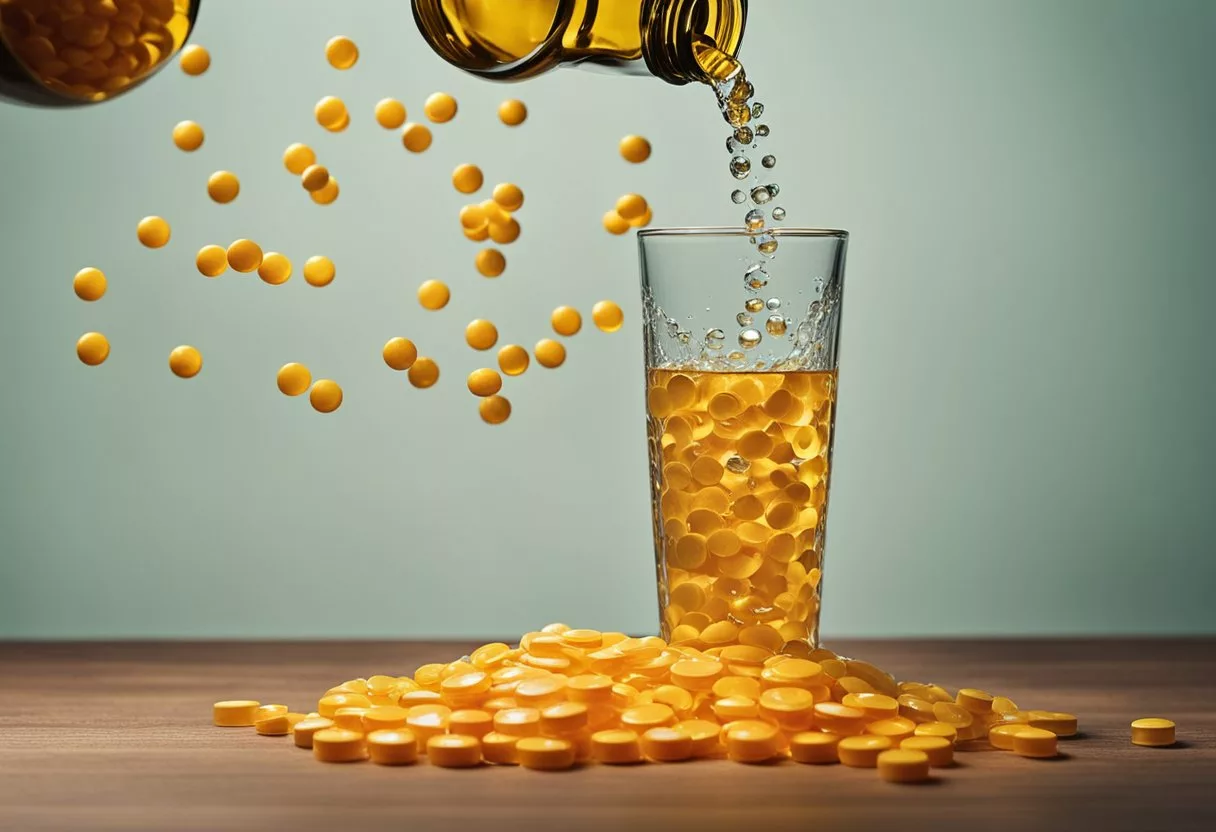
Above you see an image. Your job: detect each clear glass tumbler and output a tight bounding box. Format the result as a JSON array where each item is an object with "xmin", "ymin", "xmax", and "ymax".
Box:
[{"xmin": 639, "ymin": 227, "xmax": 848, "ymax": 653}]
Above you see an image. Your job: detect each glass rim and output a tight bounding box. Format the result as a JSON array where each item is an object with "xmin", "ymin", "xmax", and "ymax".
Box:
[{"xmin": 638, "ymin": 226, "xmax": 849, "ymax": 240}]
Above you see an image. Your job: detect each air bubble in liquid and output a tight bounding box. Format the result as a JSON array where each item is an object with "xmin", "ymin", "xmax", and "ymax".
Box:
[
  {"xmin": 725, "ymin": 455, "xmax": 750, "ymax": 474},
  {"xmin": 772, "ymin": 206, "xmax": 786, "ymax": 221},
  {"xmin": 736, "ymin": 312, "xmax": 753, "ymax": 327},
  {"xmin": 751, "ymin": 103, "xmax": 764, "ymax": 118},
  {"xmin": 730, "ymin": 156, "xmax": 751, "ymax": 179},
  {"xmin": 745, "ymin": 209, "xmax": 765, "ymax": 231},
  {"xmin": 734, "ymin": 126, "xmax": 753, "ymax": 144},
  {"xmin": 745, "ymin": 298, "xmax": 765, "ymax": 313},
  {"xmin": 743, "ymin": 264, "xmax": 768, "ymax": 290},
  {"xmin": 677, "ymin": 331, "xmax": 691, "ymax": 345},
  {"xmin": 757, "ymin": 235, "xmax": 778, "ymax": 255},
  {"xmin": 738, "ymin": 328, "xmax": 762, "ymax": 350},
  {"xmin": 726, "ymin": 136, "xmax": 739, "ymax": 153},
  {"xmin": 756, "ymin": 124, "xmax": 770, "ymax": 137},
  {"xmin": 751, "ymin": 186, "xmax": 772, "ymax": 204},
  {"xmin": 767, "ymin": 183, "xmax": 780, "ymax": 197},
  {"xmin": 727, "ymin": 350, "xmax": 746, "ymax": 362},
  {"xmin": 765, "ymin": 315, "xmax": 787, "ymax": 336},
  {"xmin": 766, "ymin": 298, "xmax": 781, "ymax": 310},
  {"xmin": 705, "ymin": 329, "xmax": 726, "ymax": 349},
  {"xmin": 731, "ymin": 190, "xmax": 747, "ymax": 204},
  {"xmin": 761, "ymin": 155, "xmax": 776, "ymax": 169}
]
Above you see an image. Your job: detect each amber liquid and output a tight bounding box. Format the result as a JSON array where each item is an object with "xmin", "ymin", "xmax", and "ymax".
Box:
[{"xmin": 646, "ymin": 369, "xmax": 836, "ymax": 651}]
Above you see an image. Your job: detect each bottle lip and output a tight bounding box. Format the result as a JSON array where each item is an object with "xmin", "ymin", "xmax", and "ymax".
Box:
[{"xmin": 639, "ymin": 226, "xmax": 849, "ymax": 240}]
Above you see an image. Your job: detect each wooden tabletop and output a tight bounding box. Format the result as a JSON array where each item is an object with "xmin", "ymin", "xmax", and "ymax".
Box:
[{"xmin": 1, "ymin": 639, "xmax": 1213, "ymax": 831}]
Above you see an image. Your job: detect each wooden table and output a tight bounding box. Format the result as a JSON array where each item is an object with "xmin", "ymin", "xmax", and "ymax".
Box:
[{"xmin": 1, "ymin": 639, "xmax": 1213, "ymax": 831}]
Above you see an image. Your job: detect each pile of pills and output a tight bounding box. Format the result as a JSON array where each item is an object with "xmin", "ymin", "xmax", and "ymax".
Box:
[
  {"xmin": 69, "ymin": 34, "xmax": 646, "ymax": 425},
  {"xmin": 210, "ymin": 624, "xmax": 1169, "ymax": 779}
]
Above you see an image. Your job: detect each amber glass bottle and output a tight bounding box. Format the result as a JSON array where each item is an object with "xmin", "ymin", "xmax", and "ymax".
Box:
[
  {"xmin": 0, "ymin": 0, "xmax": 198, "ymax": 106},
  {"xmin": 412, "ymin": 0, "xmax": 747, "ymax": 85}
]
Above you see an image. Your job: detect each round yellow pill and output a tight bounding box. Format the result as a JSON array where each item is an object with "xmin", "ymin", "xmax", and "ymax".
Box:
[
  {"xmin": 366, "ymin": 729, "xmax": 418, "ymax": 765},
  {"xmin": 311, "ymin": 177, "xmax": 340, "ymax": 205},
  {"xmin": 315, "ymin": 95, "xmax": 347, "ymax": 129},
  {"xmin": 382, "ymin": 337, "xmax": 417, "ymax": 371},
  {"xmin": 206, "ymin": 170, "xmax": 239, "ymax": 203},
  {"xmin": 299, "ymin": 255, "xmax": 335, "ymax": 287},
  {"xmin": 363, "ymin": 706, "xmax": 409, "ymax": 732},
  {"xmin": 374, "ymin": 98, "xmax": 406, "ymax": 129},
  {"xmin": 988, "ymin": 723, "xmax": 1026, "ymax": 750},
  {"xmin": 254, "ymin": 714, "xmax": 293, "ymax": 736},
  {"xmin": 956, "ymin": 688, "xmax": 995, "ymax": 714},
  {"xmin": 492, "ymin": 183, "xmax": 524, "ymax": 212},
  {"xmin": 277, "ymin": 363, "xmax": 311, "ymax": 397},
  {"xmin": 497, "ymin": 344, "xmax": 529, "ymax": 376},
  {"xmin": 475, "ymin": 249, "xmax": 505, "ymax": 278},
  {"xmin": 194, "ymin": 245, "xmax": 227, "ymax": 278},
  {"xmin": 619, "ymin": 134, "xmax": 652, "ymax": 163},
  {"xmin": 179, "ymin": 44, "xmax": 210, "ymax": 76},
  {"xmin": 498, "ymin": 99, "xmax": 527, "ymax": 126},
  {"xmin": 137, "ymin": 216, "xmax": 170, "ymax": 248},
  {"xmin": 591, "ymin": 729, "xmax": 642, "ymax": 764},
  {"xmin": 325, "ymin": 35, "xmax": 358, "ymax": 69},
  {"xmin": 494, "ymin": 707, "xmax": 541, "ymax": 738},
  {"xmin": 424, "ymin": 92, "xmax": 457, "ymax": 123},
  {"xmin": 913, "ymin": 722, "xmax": 958, "ymax": 743},
  {"xmin": 629, "ymin": 207, "xmax": 653, "ymax": 228},
  {"xmin": 900, "ymin": 735, "xmax": 954, "ymax": 767},
  {"xmin": 790, "ymin": 731, "xmax": 840, "ymax": 764},
  {"xmin": 724, "ymin": 720, "xmax": 781, "ymax": 763},
  {"xmin": 401, "ymin": 122, "xmax": 432, "ymax": 152},
  {"xmin": 76, "ymin": 332, "xmax": 110, "ymax": 366},
  {"xmin": 488, "ymin": 217, "xmax": 520, "ymax": 244},
  {"xmin": 312, "ymin": 728, "xmax": 366, "ymax": 763},
  {"xmin": 838, "ymin": 734, "xmax": 893, "ymax": 768},
  {"xmin": 168, "ymin": 345, "xmax": 202, "ymax": 379},
  {"xmin": 479, "ymin": 395, "xmax": 511, "ymax": 425},
  {"xmin": 452, "ymin": 164, "xmax": 483, "ymax": 194},
  {"xmin": 591, "ymin": 301, "xmax": 623, "ymax": 333},
  {"xmin": 463, "ymin": 319, "xmax": 498, "ymax": 351},
  {"xmin": 291, "ymin": 717, "xmax": 334, "ymax": 748},
  {"xmin": 73, "ymin": 267, "xmax": 106, "ymax": 301},
  {"xmin": 257, "ymin": 252, "xmax": 292, "ymax": 285},
  {"xmin": 550, "ymin": 306, "xmax": 582, "ymax": 337},
  {"xmin": 814, "ymin": 702, "xmax": 868, "ymax": 736},
  {"xmin": 603, "ymin": 210, "xmax": 630, "ymax": 235},
  {"xmin": 540, "ymin": 702, "xmax": 588, "ymax": 735},
  {"xmin": 877, "ymin": 749, "xmax": 931, "ymax": 783},
  {"xmin": 466, "ymin": 368, "xmax": 502, "ymax": 398},
  {"xmin": 417, "ymin": 279, "xmax": 450, "ymax": 310},
  {"xmin": 226, "ymin": 239, "xmax": 262, "ymax": 273},
  {"xmin": 1011, "ymin": 726, "xmax": 1058, "ymax": 758},
  {"xmin": 283, "ymin": 143, "xmax": 316, "ymax": 174},
  {"xmin": 172, "ymin": 120, "xmax": 204, "ymax": 151},
  {"xmin": 615, "ymin": 193, "xmax": 647, "ymax": 221},
  {"xmin": 866, "ymin": 717, "xmax": 917, "ymax": 744},
  {"xmin": 641, "ymin": 727, "xmax": 693, "ymax": 762},
  {"xmin": 309, "ymin": 379, "xmax": 342, "ymax": 413},
  {"xmin": 427, "ymin": 734, "xmax": 481, "ymax": 768},
  {"xmin": 301, "ymin": 164, "xmax": 330, "ymax": 193},
  {"xmin": 481, "ymin": 732, "xmax": 520, "ymax": 765},
  {"xmin": 932, "ymin": 701, "xmax": 974, "ymax": 729},
  {"xmin": 408, "ymin": 357, "xmax": 440, "ymax": 389},
  {"xmin": 1131, "ymin": 717, "xmax": 1176, "ymax": 747},
  {"xmin": 213, "ymin": 700, "xmax": 260, "ymax": 727},
  {"xmin": 326, "ymin": 111, "xmax": 350, "ymax": 133},
  {"xmin": 534, "ymin": 339, "xmax": 566, "ymax": 369},
  {"xmin": 516, "ymin": 736, "xmax": 575, "ymax": 770},
  {"xmin": 843, "ymin": 692, "xmax": 899, "ymax": 720},
  {"xmin": 448, "ymin": 709, "xmax": 494, "ymax": 739},
  {"xmin": 1027, "ymin": 710, "xmax": 1078, "ymax": 737},
  {"xmin": 460, "ymin": 204, "xmax": 487, "ymax": 231}
]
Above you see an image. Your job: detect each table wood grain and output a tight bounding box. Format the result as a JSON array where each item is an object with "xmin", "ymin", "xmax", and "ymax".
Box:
[{"xmin": 1, "ymin": 639, "xmax": 1213, "ymax": 831}]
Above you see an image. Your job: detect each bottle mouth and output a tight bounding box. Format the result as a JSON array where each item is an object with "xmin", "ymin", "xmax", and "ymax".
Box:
[
  {"xmin": 411, "ymin": 0, "xmax": 576, "ymax": 81},
  {"xmin": 642, "ymin": 0, "xmax": 747, "ymax": 86}
]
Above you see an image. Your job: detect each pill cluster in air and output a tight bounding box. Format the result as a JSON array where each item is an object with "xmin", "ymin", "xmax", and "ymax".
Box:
[
  {"xmin": 72, "ymin": 36, "xmax": 653, "ymax": 425},
  {"xmin": 213, "ymin": 623, "xmax": 1177, "ymax": 778}
]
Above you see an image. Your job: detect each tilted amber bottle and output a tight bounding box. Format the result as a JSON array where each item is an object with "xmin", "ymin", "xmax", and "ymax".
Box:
[
  {"xmin": 0, "ymin": 0, "xmax": 199, "ymax": 107},
  {"xmin": 412, "ymin": 0, "xmax": 747, "ymax": 86}
]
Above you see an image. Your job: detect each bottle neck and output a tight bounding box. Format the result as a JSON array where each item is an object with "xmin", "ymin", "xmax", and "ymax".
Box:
[{"xmin": 641, "ymin": 0, "xmax": 747, "ymax": 86}]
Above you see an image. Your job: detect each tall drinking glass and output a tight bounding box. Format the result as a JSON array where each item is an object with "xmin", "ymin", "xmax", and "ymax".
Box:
[{"xmin": 639, "ymin": 227, "xmax": 848, "ymax": 653}]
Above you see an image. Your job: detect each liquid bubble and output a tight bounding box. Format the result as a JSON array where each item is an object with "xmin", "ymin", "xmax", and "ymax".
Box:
[
  {"xmin": 751, "ymin": 186, "xmax": 771, "ymax": 204},
  {"xmin": 751, "ymin": 103, "xmax": 765, "ymax": 118},
  {"xmin": 755, "ymin": 124, "xmax": 770, "ymax": 137},
  {"xmin": 730, "ymin": 156, "xmax": 751, "ymax": 179},
  {"xmin": 765, "ymin": 315, "xmax": 787, "ymax": 336},
  {"xmin": 766, "ymin": 298, "xmax": 781, "ymax": 310},
  {"xmin": 734, "ymin": 126, "xmax": 754, "ymax": 144},
  {"xmin": 705, "ymin": 329, "xmax": 726, "ymax": 349},
  {"xmin": 772, "ymin": 207, "xmax": 786, "ymax": 221},
  {"xmin": 745, "ymin": 298, "xmax": 765, "ymax": 313},
  {"xmin": 736, "ymin": 312, "xmax": 753, "ymax": 327},
  {"xmin": 745, "ymin": 209, "xmax": 765, "ymax": 230},
  {"xmin": 761, "ymin": 155, "xmax": 776, "ymax": 169},
  {"xmin": 731, "ymin": 190, "xmax": 747, "ymax": 204},
  {"xmin": 738, "ymin": 329, "xmax": 762, "ymax": 349}
]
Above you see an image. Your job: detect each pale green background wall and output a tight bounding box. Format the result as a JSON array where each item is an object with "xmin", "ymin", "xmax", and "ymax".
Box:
[{"xmin": 1, "ymin": 0, "xmax": 1213, "ymax": 638}]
